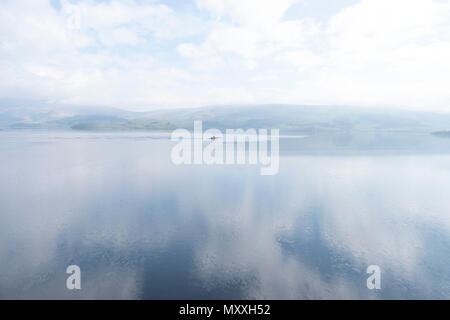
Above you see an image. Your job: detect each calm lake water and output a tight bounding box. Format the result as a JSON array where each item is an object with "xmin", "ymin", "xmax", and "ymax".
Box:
[{"xmin": 0, "ymin": 130, "xmax": 449, "ymax": 299}]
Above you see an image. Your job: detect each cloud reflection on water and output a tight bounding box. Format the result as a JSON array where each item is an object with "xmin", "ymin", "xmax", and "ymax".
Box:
[{"xmin": 0, "ymin": 132, "xmax": 449, "ymax": 299}]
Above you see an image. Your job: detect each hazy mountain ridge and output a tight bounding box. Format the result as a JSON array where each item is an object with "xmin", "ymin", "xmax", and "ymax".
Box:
[
  {"xmin": 1, "ymin": 103, "xmax": 450, "ymax": 133},
  {"xmin": 432, "ymin": 131, "xmax": 450, "ymax": 138},
  {"xmin": 71, "ymin": 119, "xmax": 178, "ymax": 131}
]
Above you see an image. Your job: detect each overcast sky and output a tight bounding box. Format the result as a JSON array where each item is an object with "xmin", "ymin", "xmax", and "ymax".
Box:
[{"xmin": 1, "ymin": 0, "xmax": 450, "ymax": 111}]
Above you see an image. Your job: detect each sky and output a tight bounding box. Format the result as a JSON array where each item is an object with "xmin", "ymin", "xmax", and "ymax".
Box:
[{"xmin": 0, "ymin": 0, "xmax": 450, "ymax": 112}]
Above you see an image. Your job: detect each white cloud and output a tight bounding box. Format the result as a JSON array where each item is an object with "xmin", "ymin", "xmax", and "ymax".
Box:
[
  {"xmin": 0, "ymin": 0, "xmax": 450, "ymax": 111},
  {"xmin": 196, "ymin": 0, "xmax": 301, "ymax": 27},
  {"xmin": 310, "ymin": 0, "xmax": 450, "ymax": 108}
]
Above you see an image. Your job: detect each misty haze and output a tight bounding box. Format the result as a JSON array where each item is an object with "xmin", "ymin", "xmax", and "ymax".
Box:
[{"xmin": 1, "ymin": 0, "xmax": 450, "ymax": 302}]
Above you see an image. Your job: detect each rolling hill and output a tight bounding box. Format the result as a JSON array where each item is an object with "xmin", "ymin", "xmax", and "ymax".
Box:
[{"xmin": 2, "ymin": 101, "xmax": 450, "ymax": 133}]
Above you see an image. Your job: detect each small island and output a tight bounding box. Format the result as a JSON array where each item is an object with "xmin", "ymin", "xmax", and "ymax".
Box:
[
  {"xmin": 71, "ymin": 119, "xmax": 178, "ymax": 131},
  {"xmin": 431, "ymin": 131, "xmax": 450, "ymax": 138}
]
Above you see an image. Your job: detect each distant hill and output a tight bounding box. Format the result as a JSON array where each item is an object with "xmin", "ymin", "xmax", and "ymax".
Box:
[
  {"xmin": 0, "ymin": 100, "xmax": 137, "ymax": 129},
  {"xmin": 432, "ymin": 131, "xmax": 450, "ymax": 138},
  {"xmin": 136, "ymin": 105, "xmax": 450, "ymax": 132},
  {"xmin": 138, "ymin": 104, "xmax": 450, "ymax": 133},
  {"xmin": 1, "ymin": 101, "xmax": 450, "ymax": 133},
  {"xmin": 72, "ymin": 119, "xmax": 177, "ymax": 131}
]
